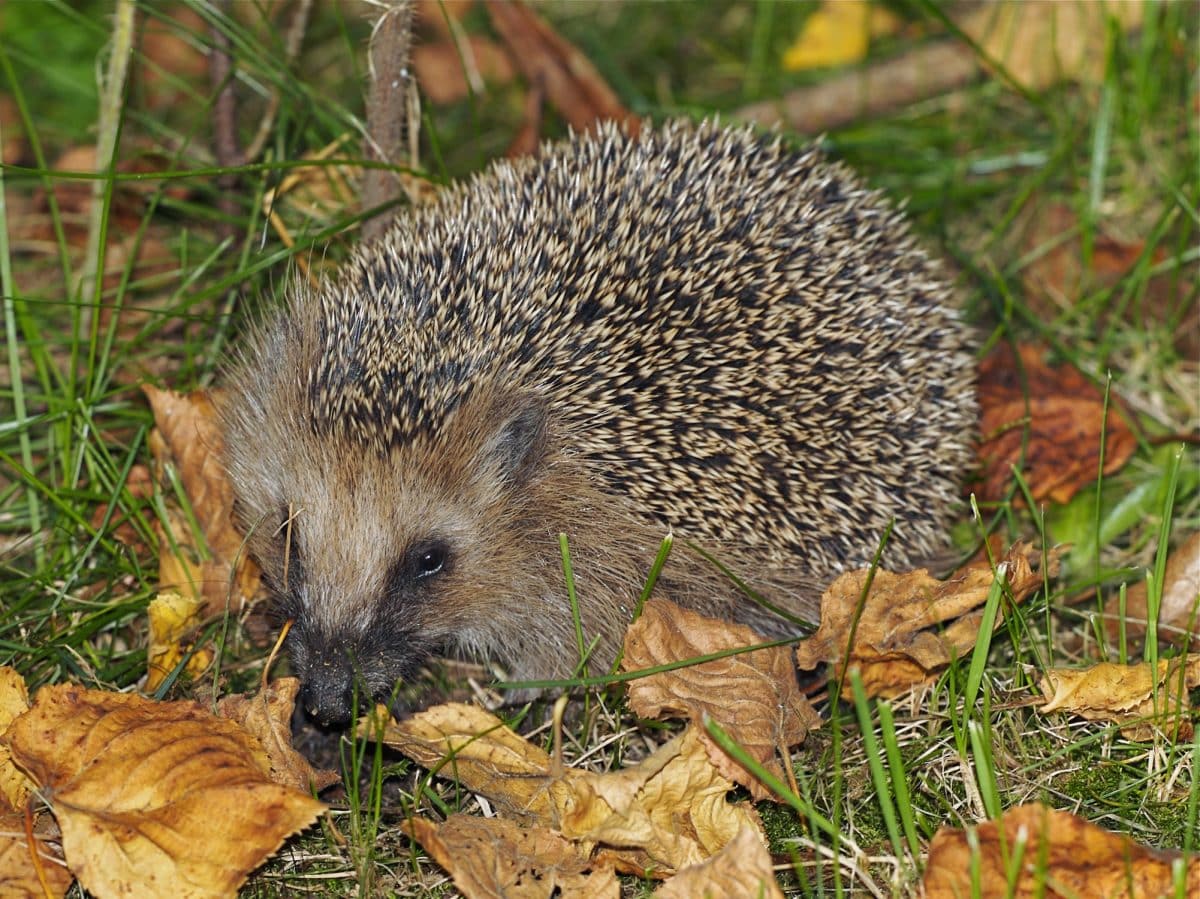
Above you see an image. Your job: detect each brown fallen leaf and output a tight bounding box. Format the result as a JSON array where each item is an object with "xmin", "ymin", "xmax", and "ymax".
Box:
[
  {"xmin": 486, "ymin": 0, "xmax": 638, "ymax": 138},
  {"xmin": 655, "ymin": 825, "xmax": 784, "ymax": 899},
  {"xmin": 412, "ymin": 34, "xmax": 516, "ymax": 105},
  {"xmin": 0, "ymin": 666, "xmax": 33, "ymax": 811},
  {"xmin": 0, "ymin": 809, "xmax": 74, "ymax": 899},
  {"xmin": 217, "ymin": 677, "xmax": 340, "ymax": 793},
  {"xmin": 796, "ymin": 543, "xmax": 1057, "ymax": 697},
  {"xmin": 622, "ymin": 599, "xmax": 820, "ymax": 801},
  {"xmin": 145, "ymin": 591, "xmax": 215, "ymax": 692},
  {"xmin": 404, "ymin": 814, "xmax": 619, "ymax": 899},
  {"xmin": 924, "ymin": 803, "xmax": 1200, "ymax": 898},
  {"xmin": 1039, "ymin": 655, "xmax": 1200, "ymax": 742},
  {"xmin": 366, "ymin": 703, "xmax": 764, "ymax": 876},
  {"xmin": 5, "ymin": 683, "xmax": 324, "ymax": 899},
  {"xmin": 1105, "ymin": 531, "xmax": 1200, "ymax": 649},
  {"xmin": 976, "ymin": 344, "xmax": 1136, "ymax": 504},
  {"xmin": 144, "ymin": 385, "xmax": 262, "ymax": 616}
]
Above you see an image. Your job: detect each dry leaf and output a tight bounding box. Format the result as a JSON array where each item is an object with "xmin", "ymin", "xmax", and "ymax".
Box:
[
  {"xmin": 366, "ymin": 703, "xmax": 764, "ymax": 876},
  {"xmin": 403, "ymin": 815, "xmax": 619, "ymax": 899},
  {"xmin": 0, "ymin": 809, "xmax": 74, "ymax": 899},
  {"xmin": 365, "ymin": 701, "xmax": 560, "ymax": 821},
  {"xmin": 6, "ymin": 683, "xmax": 324, "ymax": 899},
  {"xmin": 622, "ymin": 599, "xmax": 820, "ymax": 801},
  {"xmin": 976, "ymin": 344, "xmax": 1136, "ymax": 504},
  {"xmin": 1039, "ymin": 655, "xmax": 1200, "ymax": 742},
  {"xmin": 0, "ymin": 666, "xmax": 33, "ymax": 811},
  {"xmin": 217, "ymin": 678, "xmax": 340, "ymax": 793},
  {"xmin": 144, "ymin": 385, "xmax": 261, "ymax": 616},
  {"xmin": 413, "ymin": 35, "xmax": 515, "ymax": 105},
  {"xmin": 486, "ymin": 0, "xmax": 637, "ymax": 138},
  {"xmin": 145, "ymin": 591, "xmax": 214, "ymax": 691},
  {"xmin": 796, "ymin": 543, "xmax": 1056, "ymax": 697},
  {"xmin": 565, "ymin": 727, "xmax": 766, "ymax": 877},
  {"xmin": 783, "ymin": 0, "xmax": 899, "ymax": 72},
  {"xmin": 925, "ymin": 803, "xmax": 1200, "ymax": 898},
  {"xmin": 962, "ymin": 1, "xmax": 1146, "ymax": 92},
  {"xmin": 655, "ymin": 825, "xmax": 784, "ymax": 899},
  {"xmin": 1106, "ymin": 531, "xmax": 1200, "ymax": 649}
]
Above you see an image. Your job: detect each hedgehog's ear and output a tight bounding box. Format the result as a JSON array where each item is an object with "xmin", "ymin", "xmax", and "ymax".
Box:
[{"xmin": 477, "ymin": 396, "xmax": 549, "ymax": 486}]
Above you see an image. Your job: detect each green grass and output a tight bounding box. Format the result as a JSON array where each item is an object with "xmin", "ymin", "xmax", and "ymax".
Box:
[{"xmin": 1, "ymin": 1, "xmax": 1197, "ymax": 896}]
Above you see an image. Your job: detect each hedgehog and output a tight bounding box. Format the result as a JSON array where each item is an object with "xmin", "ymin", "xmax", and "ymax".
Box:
[{"xmin": 222, "ymin": 120, "xmax": 976, "ymax": 726}]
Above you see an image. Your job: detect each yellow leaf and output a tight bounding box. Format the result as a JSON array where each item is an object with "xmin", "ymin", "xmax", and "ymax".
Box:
[
  {"xmin": 1039, "ymin": 655, "xmax": 1200, "ymax": 742},
  {"xmin": 783, "ymin": 1, "xmax": 873, "ymax": 72},
  {"xmin": 145, "ymin": 591, "xmax": 213, "ymax": 691}
]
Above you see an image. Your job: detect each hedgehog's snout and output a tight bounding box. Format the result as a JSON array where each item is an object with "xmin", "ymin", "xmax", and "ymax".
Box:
[
  {"xmin": 291, "ymin": 627, "xmax": 381, "ymax": 728},
  {"xmin": 290, "ymin": 609, "xmax": 433, "ymax": 727},
  {"xmin": 300, "ymin": 663, "xmax": 359, "ymax": 728}
]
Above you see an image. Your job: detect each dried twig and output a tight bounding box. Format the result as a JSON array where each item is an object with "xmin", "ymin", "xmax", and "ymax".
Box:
[
  {"xmin": 362, "ymin": 0, "xmax": 417, "ymax": 243},
  {"xmin": 736, "ymin": 42, "xmax": 976, "ymax": 133}
]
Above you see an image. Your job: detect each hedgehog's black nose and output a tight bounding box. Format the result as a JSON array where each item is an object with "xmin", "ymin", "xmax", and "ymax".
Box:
[{"xmin": 300, "ymin": 671, "xmax": 356, "ymax": 729}]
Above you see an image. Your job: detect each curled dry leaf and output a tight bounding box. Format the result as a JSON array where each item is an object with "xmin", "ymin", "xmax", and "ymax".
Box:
[
  {"xmin": 216, "ymin": 677, "xmax": 339, "ymax": 793},
  {"xmin": 796, "ymin": 543, "xmax": 1057, "ymax": 697},
  {"xmin": 976, "ymin": 344, "xmax": 1136, "ymax": 505},
  {"xmin": 621, "ymin": 598, "xmax": 820, "ymax": 801},
  {"xmin": 577, "ymin": 727, "xmax": 766, "ymax": 876},
  {"xmin": 924, "ymin": 803, "xmax": 1200, "ymax": 899},
  {"xmin": 655, "ymin": 825, "xmax": 784, "ymax": 899},
  {"xmin": 0, "ymin": 666, "xmax": 33, "ymax": 810},
  {"xmin": 6, "ymin": 684, "xmax": 324, "ymax": 899},
  {"xmin": 144, "ymin": 385, "xmax": 261, "ymax": 616},
  {"xmin": 366, "ymin": 703, "xmax": 764, "ymax": 876},
  {"xmin": 1105, "ymin": 531, "xmax": 1200, "ymax": 649},
  {"xmin": 1039, "ymin": 655, "xmax": 1200, "ymax": 742},
  {"xmin": 0, "ymin": 810, "xmax": 74, "ymax": 899},
  {"xmin": 403, "ymin": 814, "xmax": 619, "ymax": 899},
  {"xmin": 145, "ymin": 591, "xmax": 214, "ymax": 692}
]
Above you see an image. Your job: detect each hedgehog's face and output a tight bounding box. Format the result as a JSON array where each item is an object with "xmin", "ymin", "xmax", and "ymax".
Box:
[{"xmin": 225, "ymin": 386, "xmax": 553, "ymax": 727}]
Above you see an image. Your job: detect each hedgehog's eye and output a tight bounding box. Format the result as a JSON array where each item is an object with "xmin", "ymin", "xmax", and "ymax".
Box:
[{"xmin": 412, "ymin": 540, "xmax": 449, "ymax": 580}]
